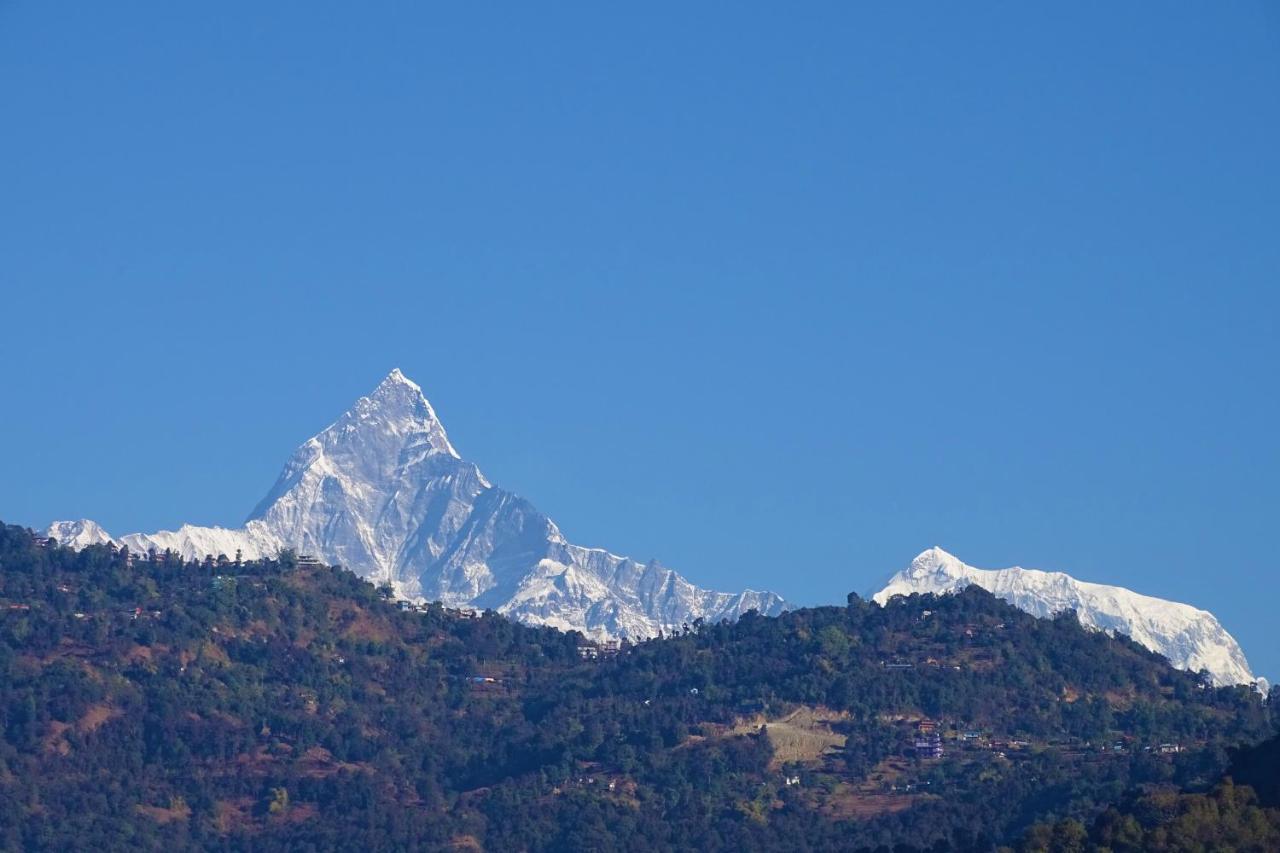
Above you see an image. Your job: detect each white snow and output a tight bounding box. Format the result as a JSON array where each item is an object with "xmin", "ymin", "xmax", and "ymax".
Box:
[
  {"xmin": 46, "ymin": 369, "xmax": 1258, "ymax": 682},
  {"xmin": 873, "ymin": 547, "xmax": 1258, "ymax": 687},
  {"xmin": 45, "ymin": 519, "xmax": 116, "ymax": 550},
  {"xmin": 46, "ymin": 368, "xmax": 786, "ymax": 640}
]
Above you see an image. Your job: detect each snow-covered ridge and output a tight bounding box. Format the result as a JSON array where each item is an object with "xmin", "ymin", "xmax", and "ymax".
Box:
[
  {"xmin": 873, "ymin": 547, "xmax": 1257, "ymax": 687},
  {"xmin": 45, "ymin": 519, "xmax": 115, "ymax": 551},
  {"xmin": 43, "ymin": 370, "xmax": 1259, "ymax": 679},
  {"xmin": 46, "ymin": 369, "xmax": 787, "ymax": 639}
]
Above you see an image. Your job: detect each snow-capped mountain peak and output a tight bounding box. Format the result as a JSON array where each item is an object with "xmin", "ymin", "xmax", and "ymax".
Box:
[
  {"xmin": 902, "ymin": 546, "xmax": 965, "ymax": 579},
  {"xmin": 341, "ymin": 367, "xmax": 458, "ymax": 456},
  {"xmin": 874, "ymin": 548, "xmax": 1257, "ymax": 687},
  {"xmin": 48, "ymin": 370, "xmax": 786, "ymax": 639},
  {"xmin": 45, "ymin": 519, "xmax": 116, "ymax": 550},
  {"xmin": 45, "ymin": 371, "xmax": 1255, "ymax": 678}
]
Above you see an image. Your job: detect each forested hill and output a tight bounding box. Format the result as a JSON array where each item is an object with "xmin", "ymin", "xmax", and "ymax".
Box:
[
  {"xmin": 1015, "ymin": 732, "xmax": 1280, "ymax": 851},
  {"xmin": 0, "ymin": 522, "xmax": 1274, "ymax": 851}
]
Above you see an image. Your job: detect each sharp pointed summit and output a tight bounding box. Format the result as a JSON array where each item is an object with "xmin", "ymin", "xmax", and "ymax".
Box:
[
  {"xmin": 46, "ymin": 369, "xmax": 1257, "ymax": 684},
  {"xmin": 382, "ymin": 366, "xmax": 415, "ymax": 387},
  {"xmin": 49, "ymin": 370, "xmax": 787, "ymax": 639},
  {"xmin": 347, "ymin": 367, "xmax": 459, "ymax": 457}
]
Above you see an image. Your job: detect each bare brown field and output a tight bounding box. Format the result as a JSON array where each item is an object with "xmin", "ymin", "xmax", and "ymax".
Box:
[
  {"xmin": 733, "ymin": 706, "xmax": 849, "ymax": 768},
  {"xmin": 816, "ymin": 783, "xmax": 926, "ymax": 820}
]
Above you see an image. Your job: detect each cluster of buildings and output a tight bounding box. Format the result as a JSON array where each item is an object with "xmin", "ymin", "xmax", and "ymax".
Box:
[
  {"xmin": 576, "ymin": 640, "xmax": 622, "ymax": 661},
  {"xmin": 395, "ymin": 599, "xmax": 481, "ymax": 620},
  {"xmin": 912, "ymin": 719, "xmax": 944, "ymax": 759},
  {"xmin": 1100, "ymin": 738, "xmax": 1182, "ymax": 755},
  {"xmin": 564, "ymin": 775, "xmax": 618, "ymax": 792},
  {"xmin": 397, "ymin": 600, "xmax": 428, "ymax": 613},
  {"xmin": 882, "ymin": 660, "xmax": 915, "ymax": 671}
]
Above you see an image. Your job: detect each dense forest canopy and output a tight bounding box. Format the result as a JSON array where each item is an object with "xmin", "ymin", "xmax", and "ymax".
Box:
[
  {"xmin": 0, "ymin": 522, "xmax": 1274, "ymax": 851},
  {"xmin": 1015, "ymin": 732, "xmax": 1280, "ymax": 852}
]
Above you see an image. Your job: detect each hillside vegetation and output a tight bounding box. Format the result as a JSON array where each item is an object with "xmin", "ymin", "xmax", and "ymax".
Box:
[
  {"xmin": 0, "ymin": 522, "xmax": 1273, "ymax": 851},
  {"xmin": 1015, "ymin": 733, "xmax": 1280, "ymax": 852}
]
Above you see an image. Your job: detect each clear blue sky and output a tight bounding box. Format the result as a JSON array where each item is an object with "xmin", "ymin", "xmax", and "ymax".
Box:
[{"xmin": 1, "ymin": 3, "xmax": 1277, "ymax": 677}]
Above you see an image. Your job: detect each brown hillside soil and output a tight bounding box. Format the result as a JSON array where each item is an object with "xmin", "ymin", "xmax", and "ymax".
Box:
[
  {"xmin": 732, "ymin": 706, "xmax": 849, "ymax": 769},
  {"xmin": 816, "ymin": 784, "xmax": 927, "ymax": 820},
  {"xmin": 41, "ymin": 721, "xmax": 71, "ymax": 756},
  {"xmin": 328, "ymin": 601, "xmax": 392, "ymax": 642},
  {"xmin": 136, "ymin": 799, "xmax": 192, "ymax": 825},
  {"xmin": 77, "ymin": 703, "xmax": 122, "ymax": 734},
  {"xmin": 214, "ymin": 798, "xmax": 255, "ymax": 834}
]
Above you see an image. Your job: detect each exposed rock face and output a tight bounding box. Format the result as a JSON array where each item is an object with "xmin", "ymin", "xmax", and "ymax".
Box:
[
  {"xmin": 874, "ymin": 547, "xmax": 1257, "ymax": 687},
  {"xmin": 49, "ymin": 370, "xmax": 787, "ymax": 639}
]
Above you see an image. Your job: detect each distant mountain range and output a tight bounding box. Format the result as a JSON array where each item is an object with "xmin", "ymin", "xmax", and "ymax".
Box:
[
  {"xmin": 46, "ymin": 370, "xmax": 1258, "ymax": 685},
  {"xmin": 873, "ymin": 547, "xmax": 1257, "ymax": 688},
  {"xmin": 48, "ymin": 370, "xmax": 787, "ymax": 639}
]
